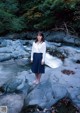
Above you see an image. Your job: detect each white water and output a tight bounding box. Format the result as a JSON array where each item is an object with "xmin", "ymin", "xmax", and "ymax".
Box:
[{"xmin": 45, "ymin": 53, "xmax": 62, "ymax": 68}]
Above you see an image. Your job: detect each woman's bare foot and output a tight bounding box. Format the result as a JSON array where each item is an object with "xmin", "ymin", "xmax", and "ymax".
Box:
[
  {"xmin": 33, "ymin": 80, "xmax": 37, "ymax": 84},
  {"xmin": 35, "ymin": 80, "xmax": 40, "ymax": 84},
  {"xmin": 33, "ymin": 79, "xmax": 40, "ymax": 84}
]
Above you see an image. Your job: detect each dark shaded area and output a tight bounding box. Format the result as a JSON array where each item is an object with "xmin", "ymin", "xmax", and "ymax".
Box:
[
  {"xmin": 61, "ymin": 69, "xmax": 75, "ymax": 75},
  {"xmin": 53, "ymin": 98, "xmax": 79, "ymax": 113}
]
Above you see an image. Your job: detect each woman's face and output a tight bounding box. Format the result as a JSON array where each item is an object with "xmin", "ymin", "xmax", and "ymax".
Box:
[{"xmin": 37, "ymin": 35, "xmax": 42, "ymax": 42}]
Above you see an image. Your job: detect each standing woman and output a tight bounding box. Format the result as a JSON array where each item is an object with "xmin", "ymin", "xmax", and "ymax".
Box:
[{"xmin": 30, "ymin": 31, "xmax": 46, "ymax": 84}]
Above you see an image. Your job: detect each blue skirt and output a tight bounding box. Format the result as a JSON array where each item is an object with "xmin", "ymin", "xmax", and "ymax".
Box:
[{"xmin": 31, "ymin": 52, "xmax": 45, "ymax": 73}]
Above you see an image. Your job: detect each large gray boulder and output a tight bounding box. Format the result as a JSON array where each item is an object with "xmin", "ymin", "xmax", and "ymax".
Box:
[
  {"xmin": 1, "ymin": 75, "xmax": 29, "ymax": 95},
  {"xmin": 24, "ymin": 80, "xmax": 68, "ymax": 109},
  {"xmin": 0, "ymin": 94, "xmax": 24, "ymax": 113},
  {"xmin": 0, "ymin": 39, "xmax": 28, "ymax": 62}
]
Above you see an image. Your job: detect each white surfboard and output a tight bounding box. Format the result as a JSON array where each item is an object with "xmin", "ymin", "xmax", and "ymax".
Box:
[{"xmin": 45, "ymin": 53, "xmax": 62, "ymax": 68}]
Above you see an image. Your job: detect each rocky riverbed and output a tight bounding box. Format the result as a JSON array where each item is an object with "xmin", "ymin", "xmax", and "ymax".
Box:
[{"xmin": 0, "ymin": 37, "xmax": 80, "ymax": 113}]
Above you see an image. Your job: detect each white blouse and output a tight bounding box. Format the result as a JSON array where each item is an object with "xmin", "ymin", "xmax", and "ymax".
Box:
[{"xmin": 30, "ymin": 41, "xmax": 46, "ymax": 62}]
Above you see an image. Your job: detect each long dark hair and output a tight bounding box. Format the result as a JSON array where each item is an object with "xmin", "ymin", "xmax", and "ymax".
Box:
[{"xmin": 35, "ymin": 31, "xmax": 45, "ymax": 43}]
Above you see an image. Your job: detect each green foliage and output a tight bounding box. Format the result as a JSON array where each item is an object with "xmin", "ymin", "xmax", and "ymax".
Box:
[
  {"xmin": 0, "ymin": 0, "xmax": 25, "ymax": 34},
  {"xmin": 8, "ymin": 17, "xmax": 26, "ymax": 32},
  {"xmin": 0, "ymin": 0, "xmax": 79, "ymax": 35},
  {"xmin": 0, "ymin": 0, "xmax": 19, "ymax": 13}
]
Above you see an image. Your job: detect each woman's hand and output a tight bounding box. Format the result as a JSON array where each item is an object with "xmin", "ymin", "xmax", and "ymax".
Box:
[
  {"xmin": 41, "ymin": 60, "xmax": 45, "ymax": 65},
  {"xmin": 30, "ymin": 59, "xmax": 33, "ymax": 63}
]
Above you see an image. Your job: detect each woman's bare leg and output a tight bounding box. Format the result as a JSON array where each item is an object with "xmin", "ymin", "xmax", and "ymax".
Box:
[
  {"xmin": 36, "ymin": 73, "xmax": 41, "ymax": 83},
  {"xmin": 33, "ymin": 73, "xmax": 38, "ymax": 83},
  {"xmin": 35, "ymin": 73, "xmax": 38, "ymax": 80},
  {"xmin": 37, "ymin": 73, "xmax": 41, "ymax": 82},
  {"xmin": 33, "ymin": 73, "xmax": 41, "ymax": 84}
]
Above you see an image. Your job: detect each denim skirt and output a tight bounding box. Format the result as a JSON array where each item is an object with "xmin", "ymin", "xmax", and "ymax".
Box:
[{"xmin": 31, "ymin": 52, "xmax": 45, "ymax": 73}]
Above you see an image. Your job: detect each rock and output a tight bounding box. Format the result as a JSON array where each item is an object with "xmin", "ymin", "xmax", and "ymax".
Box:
[
  {"xmin": 1, "ymin": 74, "xmax": 29, "ymax": 94},
  {"xmin": 0, "ymin": 65, "xmax": 15, "ymax": 87},
  {"xmin": 0, "ymin": 39, "xmax": 13, "ymax": 47},
  {"xmin": 1, "ymin": 77, "xmax": 22, "ymax": 93},
  {"xmin": 45, "ymin": 31, "xmax": 66, "ymax": 42},
  {"xmin": 0, "ymin": 39, "xmax": 29, "ymax": 62},
  {"xmin": 41, "ymin": 56, "xmax": 80, "ymax": 109},
  {"xmin": 24, "ymin": 80, "xmax": 68, "ymax": 109},
  {"xmin": 17, "ymin": 70, "xmax": 35, "ymax": 86},
  {"xmin": 0, "ymin": 94, "xmax": 24, "ymax": 113},
  {"xmin": 1, "ymin": 31, "xmax": 80, "ymax": 46},
  {"xmin": 14, "ymin": 57, "xmax": 29, "ymax": 66},
  {"xmin": 24, "ymin": 32, "xmax": 37, "ymax": 39},
  {"xmin": 46, "ymin": 41, "xmax": 61, "ymax": 48},
  {"xmin": 64, "ymin": 35, "xmax": 80, "ymax": 46},
  {"xmin": 0, "ymin": 38, "xmax": 80, "ymax": 111},
  {"xmin": 0, "ymin": 53, "xmax": 11, "ymax": 62},
  {"xmin": 68, "ymin": 88, "xmax": 80, "ymax": 109}
]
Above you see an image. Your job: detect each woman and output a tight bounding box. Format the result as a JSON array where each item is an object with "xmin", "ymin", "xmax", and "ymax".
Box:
[{"xmin": 30, "ymin": 31, "xmax": 46, "ymax": 84}]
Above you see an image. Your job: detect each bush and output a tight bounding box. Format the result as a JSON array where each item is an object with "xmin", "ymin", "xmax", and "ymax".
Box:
[{"xmin": 0, "ymin": 0, "xmax": 79, "ymax": 36}]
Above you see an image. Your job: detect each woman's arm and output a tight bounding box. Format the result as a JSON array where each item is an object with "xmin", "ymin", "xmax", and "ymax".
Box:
[
  {"xmin": 30, "ymin": 42, "xmax": 34, "ymax": 61},
  {"xmin": 42, "ymin": 42, "xmax": 46, "ymax": 62}
]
